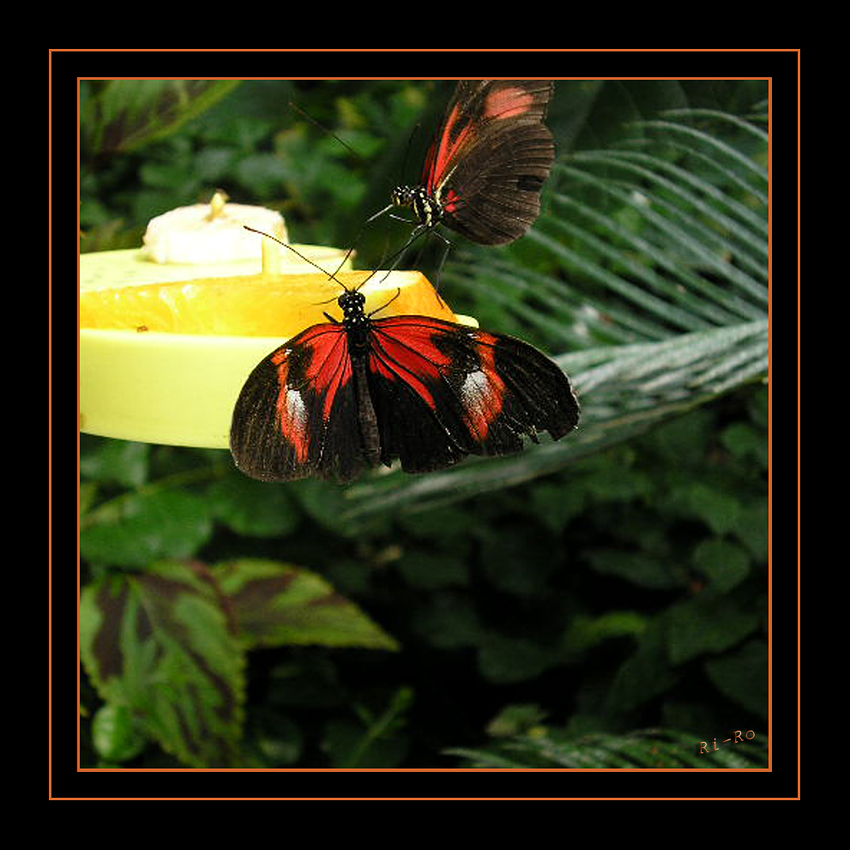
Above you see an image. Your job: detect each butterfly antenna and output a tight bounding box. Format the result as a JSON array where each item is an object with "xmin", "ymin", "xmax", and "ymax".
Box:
[
  {"xmin": 399, "ymin": 121, "xmax": 420, "ymax": 185},
  {"xmin": 369, "ymin": 287, "xmax": 402, "ymax": 318},
  {"xmin": 364, "ymin": 119, "xmax": 422, "ymax": 225},
  {"xmin": 364, "ymin": 203, "xmax": 395, "ymax": 224},
  {"xmin": 245, "ymin": 226, "xmax": 410, "ymax": 307},
  {"xmin": 289, "ymin": 101, "xmax": 365, "ymax": 161},
  {"xmin": 353, "ymin": 236, "xmax": 414, "ymax": 293},
  {"xmin": 243, "ymin": 226, "xmax": 354, "ymax": 291}
]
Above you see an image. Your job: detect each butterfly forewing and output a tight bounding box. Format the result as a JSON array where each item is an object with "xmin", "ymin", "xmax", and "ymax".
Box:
[
  {"xmin": 420, "ymin": 80, "xmax": 556, "ymax": 245},
  {"xmin": 231, "ymin": 323, "xmax": 371, "ymax": 482}
]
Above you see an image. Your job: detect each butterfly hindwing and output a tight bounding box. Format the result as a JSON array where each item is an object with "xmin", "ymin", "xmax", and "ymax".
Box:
[{"xmin": 365, "ymin": 316, "xmax": 579, "ymax": 472}]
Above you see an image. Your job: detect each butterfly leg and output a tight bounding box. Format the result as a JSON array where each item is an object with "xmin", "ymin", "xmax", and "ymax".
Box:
[{"xmin": 428, "ymin": 229, "xmax": 453, "ymax": 295}]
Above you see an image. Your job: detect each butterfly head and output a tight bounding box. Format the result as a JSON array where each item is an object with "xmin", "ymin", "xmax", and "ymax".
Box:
[
  {"xmin": 391, "ymin": 185, "xmax": 415, "ymax": 207},
  {"xmin": 338, "ymin": 288, "xmax": 367, "ymax": 321}
]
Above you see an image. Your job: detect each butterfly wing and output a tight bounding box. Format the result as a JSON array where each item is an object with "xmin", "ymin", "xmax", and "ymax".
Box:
[
  {"xmin": 365, "ymin": 315, "xmax": 579, "ymax": 473},
  {"xmin": 231, "ymin": 312, "xmax": 580, "ymax": 483},
  {"xmin": 423, "ymin": 80, "xmax": 556, "ymax": 245},
  {"xmin": 230, "ymin": 322, "xmax": 380, "ymax": 482}
]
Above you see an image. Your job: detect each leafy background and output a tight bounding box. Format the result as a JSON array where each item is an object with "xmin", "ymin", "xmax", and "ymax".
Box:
[{"xmin": 79, "ymin": 79, "xmax": 769, "ymax": 769}]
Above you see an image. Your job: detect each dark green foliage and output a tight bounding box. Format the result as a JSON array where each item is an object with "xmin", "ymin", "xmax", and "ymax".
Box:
[{"xmin": 80, "ymin": 80, "xmax": 769, "ymax": 769}]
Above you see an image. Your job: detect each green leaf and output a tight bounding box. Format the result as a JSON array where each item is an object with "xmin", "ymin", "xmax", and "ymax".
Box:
[
  {"xmin": 82, "ymin": 80, "xmax": 241, "ymax": 154},
  {"xmin": 321, "ymin": 688, "xmax": 413, "ymax": 768},
  {"xmin": 588, "ymin": 549, "xmax": 686, "ymax": 590},
  {"xmin": 211, "ymin": 558, "xmax": 399, "ymax": 651},
  {"xmin": 734, "ymin": 499, "xmax": 769, "ymax": 562},
  {"xmin": 529, "ymin": 480, "xmax": 587, "ymax": 533},
  {"xmin": 80, "ymin": 439, "xmax": 150, "ymax": 488},
  {"xmin": 235, "ymin": 152, "xmax": 290, "ymax": 198},
  {"xmin": 562, "ymin": 611, "xmax": 648, "ymax": 659},
  {"xmin": 692, "ymin": 538, "xmax": 751, "ymax": 591},
  {"xmin": 410, "ymin": 593, "xmax": 485, "ymax": 649},
  {"xmin": 478, "ymin": 634, "xmax": 557, "ymax": 684},
  {"xmin": 722, "ymin": 421, "xmax": 769, "ymax": 468},
  {"xmin": 208, "ymin": 473, "xmax": 300, "ymax": 538},
  {"xmin": 80, "ymin": 490, "xmax": 212, "ymax": 568},
  {"xmin": 90, "ymin": 703, "xmax": 146, "ymax": 763},
  {"xmin": 605, "ymin": 621, "xmax": 678, "ymax": 712},
  {"xmin": 395, "ymin": 550, "xmax": 470, "ymax": 589},
  {"xmin": 479, "ymin": 525, "xmax": 562, "ymax": 595},
  {"xmin": 80, "ymin": 562, "xmax": 246, "ymax": 767},
  {"xmin": 486, "ymin": 704, "xmax": 549, "ymax": 737},
  {"xmin": 667, "ymin": 594, "xmax": 759, "ymax": 665},
  {"xmin": 705, "ymin": 639, "xmax": 768, "ymax": 719},
  {"xmin": 687, "ymin": 483, "xmax": 742, "ymax": 535}
]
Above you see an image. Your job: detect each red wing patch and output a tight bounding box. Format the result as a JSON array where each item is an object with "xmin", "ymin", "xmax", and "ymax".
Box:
[
  {"xmin": 230, "ymin": 323, "xmax": 357, "ymax": 482},
  {"xmin": 367, "ymin": 315, "xmax": 455, "ymax": 412},
  {"xmin": 424, "ymin": 104, "xmax": 473, "ymax": 194},
  {"xmin": 293, "ymin": 323, "xmax": 353, "ymax": 424},
  {"xmin": 483, "ymin": 86, "xmax": 535, "ymax": 119},
  {"xmin": 457, "ymin": 333, "xmax": 507, "ymax": 440},
  {"xmin": 269, "ymin": 352, "xmax": 309, "ymax": 464}
]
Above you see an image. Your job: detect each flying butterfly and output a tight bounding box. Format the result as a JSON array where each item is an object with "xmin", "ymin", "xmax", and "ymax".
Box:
[
  {"xmin": 229, "ymin": 260, "xmax": 579, "ymax": 484},
  {"xmin": 369, "ymin": 79, "xmax": 556, "ymax": 249}
]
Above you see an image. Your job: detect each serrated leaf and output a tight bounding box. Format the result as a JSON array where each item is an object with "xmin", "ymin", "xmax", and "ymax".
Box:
[
  {"xmin": 211, "ymin": 559, "xmax": 399, "ymax": 651},
  {"xmin": 80, "ymin": 561, "xmax": 246, "ymax": 767}
]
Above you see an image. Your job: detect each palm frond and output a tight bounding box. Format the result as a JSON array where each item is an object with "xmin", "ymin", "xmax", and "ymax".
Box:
[
  {"xmin": 341, "ymin": 107, "xmax": 769, "ymax": 523},
  {"xmin": 446, "ymin": 727, "xmax": 769, "ymax": 769}
]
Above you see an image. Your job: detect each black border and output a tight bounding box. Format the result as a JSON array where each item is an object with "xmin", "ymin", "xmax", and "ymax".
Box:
[{"xmin": 54, "ymin": 48, "xmax": 799, "ymax": 800}]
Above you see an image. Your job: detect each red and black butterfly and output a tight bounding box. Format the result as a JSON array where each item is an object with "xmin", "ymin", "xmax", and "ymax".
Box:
[
  {"xmin": 230, "ymin": 280, "xmax": 579, "ymax": 483},
  {"xmin": 371, "ymin": 80, "xmax": 556, "ymax": 247}
]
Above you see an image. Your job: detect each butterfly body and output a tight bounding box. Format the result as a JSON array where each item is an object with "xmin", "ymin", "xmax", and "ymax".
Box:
[
  {"xmin": 230, "ymin": 285, "xmax": 579, "ymax": 483},
  {"xmin": 389, "ymin": 80, "xmax": 556, "ymax": 246}
]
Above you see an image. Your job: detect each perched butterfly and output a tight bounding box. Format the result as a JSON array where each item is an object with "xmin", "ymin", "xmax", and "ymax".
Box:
[
  {"xmin": 370, "ymin": 80, "xmax": 556, "ymax": 248},
  {"xmin": 230, "ymin": 278, "xmax": 579, "ymax": 483}
]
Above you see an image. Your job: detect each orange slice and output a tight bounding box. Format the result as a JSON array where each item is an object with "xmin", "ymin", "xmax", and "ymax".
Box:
[{"xmin": 80, "ymin": 269, "xmax": 456, "ymax": 336}]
